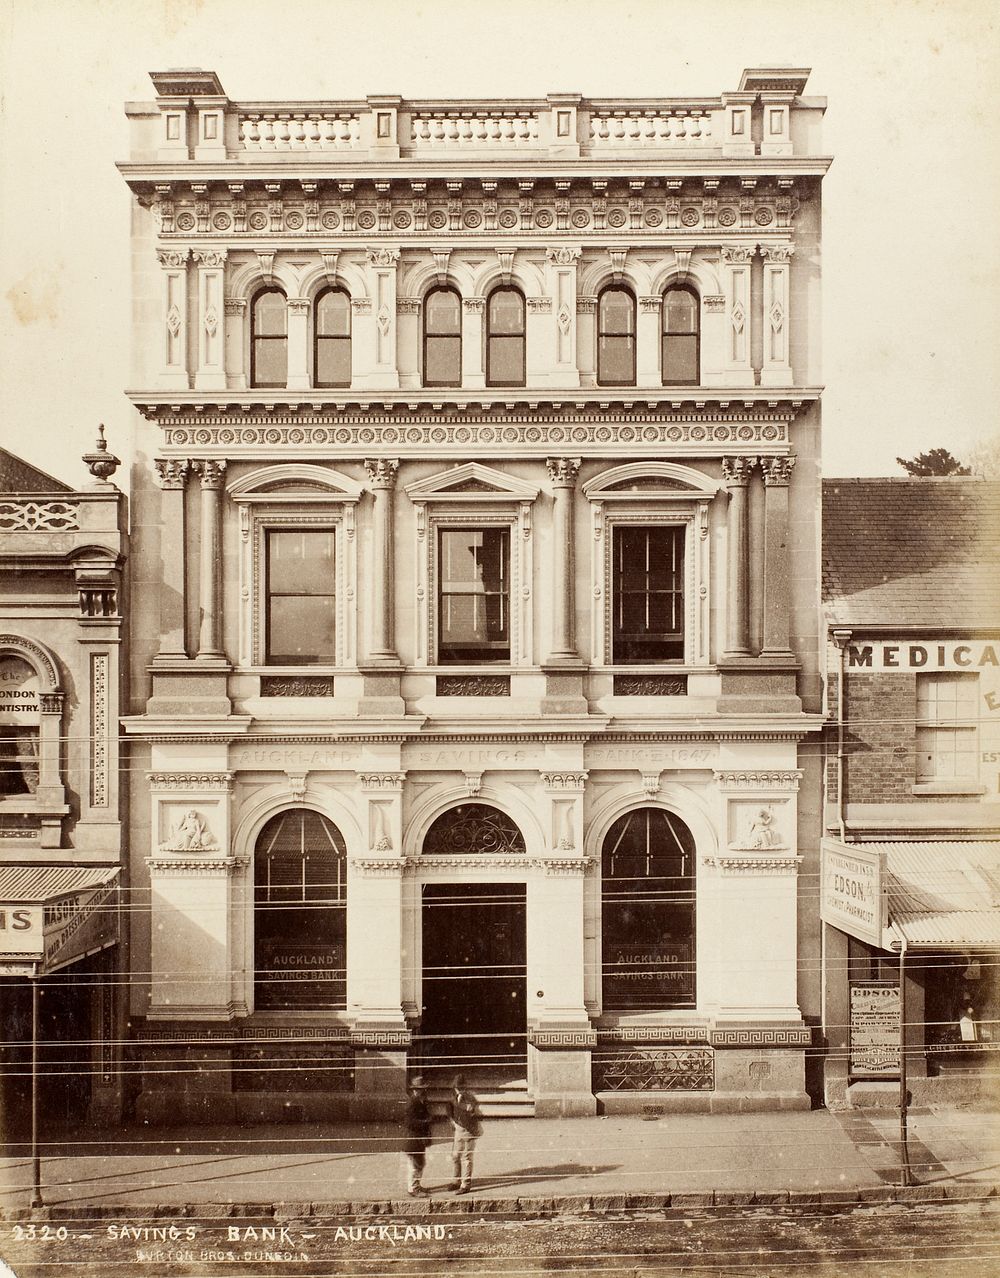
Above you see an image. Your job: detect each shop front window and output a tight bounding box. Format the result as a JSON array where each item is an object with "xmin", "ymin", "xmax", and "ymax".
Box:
[
  {"xmin": 601, "ymin": 807, "xmax": 696, "ymax": 1008},
  {"xmin": 923, "ymin": 953, "xmax": 998, "ymax": 1050}
]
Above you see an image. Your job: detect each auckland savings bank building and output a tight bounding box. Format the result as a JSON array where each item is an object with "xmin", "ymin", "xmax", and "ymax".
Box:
[{"xmin": 117, "ymin": 65, "xmax": 829, "ymax": 1121}]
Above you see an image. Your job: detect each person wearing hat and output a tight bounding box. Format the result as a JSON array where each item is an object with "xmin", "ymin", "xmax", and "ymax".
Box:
[
  {"xmin": 402, "ymin": 1075, "xmax": 432, "ymax": 1196},
  {"xmin": 446, "ymin": 1074, "xmax": 482, "ymax": 1194}
]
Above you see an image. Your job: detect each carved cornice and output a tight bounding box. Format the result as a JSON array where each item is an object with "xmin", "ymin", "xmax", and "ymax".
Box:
[
  {"xmin": 701, "ymin": 853, "xmax": 802, "ymax": 875},
  {"xmin": 148, "ymin": 771, "xmax": 234, "ymax": 790},
  {"xmin": 539, "ymin": 771, "xmax": 588, "ymax": 789},
  {"xmin": 351, "ymin": 856, "xmax": 406, "ymax": 876},
  {"xmin": 357, "ymin": 771, "xmax": 405, "ymax": 790},
  {"xmin": 714, "ymin": 769, "xmax": 802, "ymax": 790},
  {"xmin": 146, "ymin": 856, "xmax": 239, "ymax": 873}
]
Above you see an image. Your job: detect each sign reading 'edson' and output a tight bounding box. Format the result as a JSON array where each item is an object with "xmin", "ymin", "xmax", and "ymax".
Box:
[
  {"xmin": 820, "ymin": 840, "xmax": 884, "ymax": 946},
  {"xmin": 850, "ymin": 982, "xmax": 900, "ymax": 1077}
]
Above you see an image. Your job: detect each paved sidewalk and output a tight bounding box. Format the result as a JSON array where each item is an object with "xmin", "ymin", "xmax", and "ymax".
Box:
[{"xmin": 1, "ymin": 1107, "xmax": 998, "ymax": 1214}]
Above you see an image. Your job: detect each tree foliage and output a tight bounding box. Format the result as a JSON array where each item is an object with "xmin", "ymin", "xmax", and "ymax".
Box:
[
  {"xmin": 965, "ymin": 431, "xmax": 1000, "ymax": 479},
  {"xmin": 895, "ymin": 448, "xmax": 971, "ymax": 477}
]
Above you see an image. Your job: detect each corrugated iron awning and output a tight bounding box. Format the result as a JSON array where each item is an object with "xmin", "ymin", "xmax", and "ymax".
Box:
[
  {"xmin": 0, "ymin": 865, "xmax": 120, "ymax": 975},
  {"xmin": 864, "ymin": 842, "xmax": 1000, "ymax": 950}
]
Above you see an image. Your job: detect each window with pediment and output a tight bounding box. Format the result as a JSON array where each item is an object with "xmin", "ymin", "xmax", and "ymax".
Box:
[
  {"xmin": 404, "ymin": 464, "xmax": 540, "ymax": 670},
  {"xmin": 583, "ymin": 464, "xmax": 719, "ymax": 669},
  {"xmin": 228, "ymin": 466, "xmax": 363, "ymax": 671}
]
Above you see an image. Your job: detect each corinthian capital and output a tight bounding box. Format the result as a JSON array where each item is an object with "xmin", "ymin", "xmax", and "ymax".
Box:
[
  {"xmin": 364, "ymin": 457, "xmax": 399, "ymax": 489},
  {"xmin": 192, "ymin": 249, "xmax": 228, "ymax": 268},
  {"xmin": 366, "ymin": 246, "xmax": 401, "ymax": 268},
  {"xmin": 546, "ymin": 457, "xmax": 581, "ymax": 487},
  {"xmin": 154, "ymin": 458, "xmax": 189, "ymax": 490},
  {"xmin": 157, "ymin": 248, "xmax": 189, "ymax": 269},
  {"xmin": 760, "ymin": 455, "xmax": 796, "ymax": 486},
  {"xmin": 193, "ymin": 459, "xmax": 227, "ymax": 490},
  {"xmin": 759, "ymin": 244, "xmax": 795, "ymax": 264},
  {"xmin": 722, "ymin": 455, "xmax": 756, "ymax": 487},
  {"xmin": 546, "ymin": 246, "xmax": 582, "ymax": 266}
]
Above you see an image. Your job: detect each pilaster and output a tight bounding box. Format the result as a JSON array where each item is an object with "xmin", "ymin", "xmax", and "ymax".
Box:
[
  {"xmin": 721, "ymin": 455, "xmax": 754, "ymax": 657},
  {"xmin": 151, "ymin": 459, "xmax": 190, "ymax": 665},
  {"xmin": 636, "ymin": 294, "xmax": 662, "ymax": 388},
  {"xmin": 156, "ymin": 249, "xmax": 190, "ymax": 389},
  {"xmin": 462, "ymin": 297, "xmax": 486, "ymax": 388},
  {"xmin": 224, "ymin": 298, "xmax": 247, "ymax": 389},
  {"xmin": 544, "ymin": 246, "xmax": 581, "ymax": 386},
  {"xmin": 192, "ymin": 249, "xmax": 227, "ymax": 391},
  {"xmin": 759, "ymin": 456, "xmax": 796, "ymax": 657},
  {"xmin": 192, "ymin": 460, "xmax": 228, "ymax": 666},
  {"xmin": 760, "ymin": 245, "xmax": 794, "ymax": 387},
  {"xmin": 362, "ymin": 247, "xmax": 400, "ymax": 389},
  {"xmin": 286, "ymin": 296, "xmax": 311, "ymax": 390},
  {"xmin": 721, "ymin": 245, "xmax": 755, "ymax": 385}
]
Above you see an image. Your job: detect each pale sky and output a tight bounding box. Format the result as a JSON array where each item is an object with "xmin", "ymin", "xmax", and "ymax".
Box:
[{"xmin": 1, "ymin": 0, "xmax": 998, "ymax": 488}]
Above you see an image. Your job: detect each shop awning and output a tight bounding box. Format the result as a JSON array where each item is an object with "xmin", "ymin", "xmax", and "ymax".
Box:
[
  {"xmin": 869, "ymin": 842, "xmax": 1000, "ymax": 951},
  {"xmin": 0, "ymin": 865, "xmax": 120, "ymax": 976}
]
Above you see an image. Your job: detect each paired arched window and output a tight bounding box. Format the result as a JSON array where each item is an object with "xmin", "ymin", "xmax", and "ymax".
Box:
[
  {"xmin": 423, "ymin": 286, "xmax": 462, "ymax": 387},
  {"xmin": 597, "ymin": 286, "xmax": 636, "ymax": 386},
  {"xmin": 602, "ymin": 807, "xmax": 696, "ymax": 1009},
  {"xmin": 662, "ymin": 285, "xmax": 700, "ymax": 385},
  {"xmin": 314, "ymin": 288, "xmax": 351, "ymax": 388},
  {"xmin": 250, "ymin": 288, "xmax": 288, "ymax": 388},
  {"xmin": 254, "ymin": 808, "xmax": 347, "ymax": 1010},
  {"xmin": 486, "ymin": 287, "xmax": 526, "ymax": 387}
]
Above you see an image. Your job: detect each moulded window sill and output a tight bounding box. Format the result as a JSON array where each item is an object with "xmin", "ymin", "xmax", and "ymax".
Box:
[{"xmin": 910, "ymin": 781, "xmax": 987, "ymax": 796}]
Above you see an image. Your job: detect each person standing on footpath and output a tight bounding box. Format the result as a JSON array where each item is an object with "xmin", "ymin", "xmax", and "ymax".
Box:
[
  {"xmin": 447, "ymin": 1074, "xmax": 482, "ymax": 1194},
  {"xmin": 402, "ymin": 1075, "xmax": 432, "ymax": 1196}
]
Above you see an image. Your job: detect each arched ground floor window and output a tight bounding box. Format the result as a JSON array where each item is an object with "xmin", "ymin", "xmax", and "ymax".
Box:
[
  {"xmin": 254, "ymin": 809, "xmax": 347, "ymax": 1010},
  {"xmin": 601, "ymin": 807, "xmax": 696, "ymax": 1009}
]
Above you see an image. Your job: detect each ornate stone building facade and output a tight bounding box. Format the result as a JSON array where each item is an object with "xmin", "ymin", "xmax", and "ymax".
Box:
[
  {"xmin": 119, "ymin": 67, "xmax": 829, "ymax": 1119},
  {"xmin": 0, "ymin": 440, "xmax": 127, "ymax": 1133}
]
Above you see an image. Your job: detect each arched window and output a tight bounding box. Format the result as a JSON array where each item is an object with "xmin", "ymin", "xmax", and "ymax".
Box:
[
  {"xmin": 597, "ymin": 286, "xmax": 636, "ymax": 386},
  {"xmin": 251, "ymin": 288, "xmax": 288, "ymax": 388},
  {"xmin": 602, "ymin": 808, "xmax": 696, "ymax": 1009},
  {"xmin": 423, "ymin": 804, "xmax": 526, "ymax": 856},
  {"xmin": 423, "ymin": 287, "xmax": 462, "ymax": 387},
  {"xmin": 314, "ymin": 288, "xmax": 351, "ymax": 388},
  {"xmin": 254, "ymin": 809, "xmax": 347, "ymax": 1010},
  {"xmin": 486, "ymin": 287, "xmax": 525, "ymax": 387},
  {"xmin": 0, "ymin": 654, "xmax": 39, "ymax": 797},
  {"xmin": 662, "ymin": 285, "xmax": 699, "ymax": 385}
]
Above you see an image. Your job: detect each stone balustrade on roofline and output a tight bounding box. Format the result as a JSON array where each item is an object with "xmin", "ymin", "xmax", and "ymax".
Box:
[{"xmin": 128, "ymin": 68, "xmax": 823, "ymax": 167}]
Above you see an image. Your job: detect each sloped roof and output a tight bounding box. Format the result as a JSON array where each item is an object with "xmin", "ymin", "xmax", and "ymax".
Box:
[
  {"xmin": 0, "ymin": 448, "xmax": 72, "ymax": 494},
  {"xmin": 822, "ymin": 478, "xmax": 1000, "ymax": 628},
  {"xmin": 864, "ymin": 842, "xmax": 1000, "ymax": 949}
]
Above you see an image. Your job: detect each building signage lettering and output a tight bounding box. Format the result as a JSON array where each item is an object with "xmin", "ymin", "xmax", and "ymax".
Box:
[
  {"xmin": 820, "ymin": 840, "xmax": 884, "ymax": 946},
  {"xmin": 850, "ymin": 982, "xmax": 900, "ymax": 1078},
  {"xmin": 846, "ymin": 641, "xmax": 1000, "ymax": 672},
  {"xmin": 586, "ymin": 747, "xmax": 717, "ymax": 767},
  {"xmin": 0, "ymin": 657, "xmax": 40, "ymax": 724},
  {"xmin": 235, "ymin": 747, "xmax": 356, "ymax": 769},
  {"xmin": 0, "ymin": 905, "xmax": 44, "ymax": 956},
  {"xmin": 410, "ymin": 748, "xmax": 529, "ymax": 768}
]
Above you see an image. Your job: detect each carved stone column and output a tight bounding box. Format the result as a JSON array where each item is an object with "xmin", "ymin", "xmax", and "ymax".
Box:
[
  {"xmin": 193, "ymin": 460, "xmax": 226, "ymax": 661},
  {"xmin": 192, "ymin": 249, "xmax": 227, "ymax": 391},
  {"xmin": 759, "ymin": 456, "xmax": 796, "ymax": 656},
  {"xmin": 286, "ymin": 296, "xmax": 311, "ymax": 390},
  {"xmin": 152, "ymin": 459, "xmax": 189, "ymax": 662},
  {"xmin": 760, "ymin": 245, "xmax": 794, "ymax": 388},
  {"xmin": 364, "ymin": 458, "xmax": 400, "ymax": 664},
  {"xmin": 157, "ymin": 249, "xmax": 190, "ymax": 389},
  {"xmin": 546, "ymin": 458, "xmax": 582, "ymax": 663},
  {"xmin": 721, "ymin": 245, "xmax": 754, "ymax": 386},
  {"xmin": 224, "ymin": 298, "xmax": 247, "ymax": 390},
  {"xmin": 545, "ymin": 246, "xmax": 581, "ymax": 386},
  {"xmin": 723, "ymin": 456, "xmax": 755, "ymax": 657},
  {"xmin": 462, "ymin": 297, "xmax": 486, "ymax": 388},
  {"xmin": 363, "ymin": 246, "xmax": 400, "ymax": 390}
]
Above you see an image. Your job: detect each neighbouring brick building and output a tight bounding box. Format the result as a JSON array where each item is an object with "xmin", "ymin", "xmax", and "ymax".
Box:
[
  {"xmin": 821, "ymin": 478, "xmax": 1000, "ymax": 1105},
  {"xmin": 0, "ymin": 439, "xmax": 128, "ymax": 1134},
  {"xmin": 117, "ymin": 66, "xmax": 830, "ymax": 1121}
]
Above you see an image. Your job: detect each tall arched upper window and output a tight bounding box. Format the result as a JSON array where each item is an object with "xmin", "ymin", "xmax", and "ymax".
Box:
[
  {"xmin": 254, "ymin": 809, "xmax": 347, "ymax": 1010},
  {"xmin": 251, "ymin": 288, "xmax": 288, "ymax": 388},
  {"xmin": 486, "ymin": 287, "xmax": 525, "ymax": 387},
  {"xmin": 314, "ymin": 288, "xmax": 351, "ymax": 388},
  {"xmin": 662, "ymin": 285, "xmax": 700, "ymax": 386},
  {"xmin": 597, "ymin": 286, "xmax": 636, "ymax": 386},
  {"xmin": 423, "ymin": 287, "xmax": 462, "ymax": 387},
  {"xmin": 602, "ymin": 807, "xmax": 696, "ymax": 1009}
]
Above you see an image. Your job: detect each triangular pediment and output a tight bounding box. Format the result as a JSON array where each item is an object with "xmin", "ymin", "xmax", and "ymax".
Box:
[{"xmin": 405, "ymin": 462, "xmax": 539, "ymax": 503}]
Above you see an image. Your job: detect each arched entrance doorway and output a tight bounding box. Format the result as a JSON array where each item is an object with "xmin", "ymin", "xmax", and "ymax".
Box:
[
  {"xmin": 417, "ymin": 804, "xmax": 527, "ymax": 1084},
  {"xmin": 601, "ymin": 807, "xmax": 697, "ymax": 1009},
  {"xmin": 253, "ymin": 809, "xmax": 347, "ymax": 1011}
]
